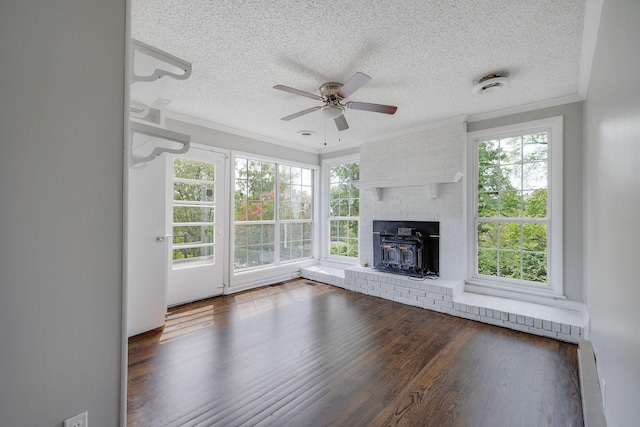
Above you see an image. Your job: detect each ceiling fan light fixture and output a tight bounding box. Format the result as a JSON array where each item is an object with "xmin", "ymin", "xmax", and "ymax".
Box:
[{"xmin": 321, "ymin": 104, "xmax": 344, "ymax": 119}]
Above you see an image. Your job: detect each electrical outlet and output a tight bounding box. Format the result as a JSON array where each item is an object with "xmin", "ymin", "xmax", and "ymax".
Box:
[{"xmin": 64, "ymin": 411, "xmax": 87, "ymax": 427}]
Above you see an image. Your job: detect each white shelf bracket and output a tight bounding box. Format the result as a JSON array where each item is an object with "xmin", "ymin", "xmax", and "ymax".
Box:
[
  {"xmin": 130, "ymin": 121, "xmax": 190, "ymax": 165},
  {"xmin": 426, "ymin": 183, "xmax": 439, "ymax": 199},
  {"xmin": 130, "ymin": 38, "xmax": 192, "ymax": 84}
]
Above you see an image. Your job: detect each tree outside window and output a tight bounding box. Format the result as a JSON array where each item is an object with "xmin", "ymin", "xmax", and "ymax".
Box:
[
  {"xmin": 476, "ymin": 132, "xmax": 549, "ymax": 284},
  {"xmin": 328, "ymin": 162, "xmax": 359, "ymax": 258},
  {"xmin": 234, "ymin": 157, "xmax": 313, "ymax": 271}
]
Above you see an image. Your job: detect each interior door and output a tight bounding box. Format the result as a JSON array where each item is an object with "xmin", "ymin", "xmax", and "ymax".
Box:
[{"xmin": 166, "ymin": 146, "xmax": 227, "ymax": 306}]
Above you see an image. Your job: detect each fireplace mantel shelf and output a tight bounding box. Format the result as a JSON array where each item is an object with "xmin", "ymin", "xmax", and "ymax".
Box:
[{"xmin": 354, "ymin": 172, "xmax": 463, "ymax": 200}]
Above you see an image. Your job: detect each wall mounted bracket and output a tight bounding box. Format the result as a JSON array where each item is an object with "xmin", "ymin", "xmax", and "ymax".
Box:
[
  {"xmin": 130, "ymin": 38, "xmax": 192, "ymax": 84},
  {"xmin": 130, "ymin": 121, "xmax": 190, "ymax": 165}
]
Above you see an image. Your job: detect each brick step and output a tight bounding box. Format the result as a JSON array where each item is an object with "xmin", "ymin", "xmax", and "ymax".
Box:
[{"xmin": 300, "ymin": 265, "xmax": 585, "ymax": 343}]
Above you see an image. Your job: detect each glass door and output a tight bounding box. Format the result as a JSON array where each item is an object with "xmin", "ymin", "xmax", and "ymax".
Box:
[{"xmin": 166, "ymin": 148, "xmax": 226, "ymax": 306}]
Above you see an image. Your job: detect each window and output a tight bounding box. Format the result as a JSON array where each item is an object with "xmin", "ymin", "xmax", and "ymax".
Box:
[
  {"xmin": 234, "ymin": 156, "xmax": 313, "ymax": 271},
  {"xmin": 326, "ymin": 159, "xmax": 360, "ymax": 259},
  {"xmin": 172, "ymin": 158, "xmax": 216, "ymax": 267},
  {"xmin": 467, "ymin": 117, "xmax": 563, "ymax": 297}
]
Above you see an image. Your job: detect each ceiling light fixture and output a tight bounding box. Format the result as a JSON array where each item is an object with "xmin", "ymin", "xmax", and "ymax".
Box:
[
  {"xmin": 320, "ymin": 104, "xmax": 344, "ymax": 119},
  {"xmin": 473, "ymin": 73, "xmax": 509, "ymax": 95}
]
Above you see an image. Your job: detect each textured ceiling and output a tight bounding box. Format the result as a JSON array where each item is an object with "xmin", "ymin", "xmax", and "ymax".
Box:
[{"xmin": 131, "ymin": 0, "xmax": 585, "ymax": 151}]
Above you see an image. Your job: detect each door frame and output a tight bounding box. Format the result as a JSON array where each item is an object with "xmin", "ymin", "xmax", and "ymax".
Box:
[{"xmin": 166, "ymin": 143, "xmax": 230, "ymax": 304}]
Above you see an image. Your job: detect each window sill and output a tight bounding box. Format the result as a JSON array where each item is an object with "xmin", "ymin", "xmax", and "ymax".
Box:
[{"xmin": 464, "ymin": 278, "xmax": 582, "ymax": 311}]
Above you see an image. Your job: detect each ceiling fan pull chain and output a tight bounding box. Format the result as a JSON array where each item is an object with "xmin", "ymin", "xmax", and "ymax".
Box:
[{"xmin": 324, "ymin": 117, "xmax": 327, "ymax": 146}]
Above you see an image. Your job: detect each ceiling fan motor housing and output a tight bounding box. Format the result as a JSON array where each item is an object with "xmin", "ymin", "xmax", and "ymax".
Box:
[{"xmin": 319, "ymin": 82, "xmax": 343, "ymax": 100}]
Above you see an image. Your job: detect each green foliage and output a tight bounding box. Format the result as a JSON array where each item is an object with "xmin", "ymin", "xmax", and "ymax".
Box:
[
  {"xmin": 329, "ymin": 163, "xmax": 359, "ymax": 218},
  {"xmin": 328, "ymin": 162, "xmax": 359, "ymax": 258},
  {"xmin": 172, "ymin": 159, "xmax": 217, "ymax": 263},
  {"xmin": 233, "ymin": 158, "xmax": 314, "ymax": 270},
  {"xmin": 476, "ymin": 133, "xmax": 549, "ymax": 283}
]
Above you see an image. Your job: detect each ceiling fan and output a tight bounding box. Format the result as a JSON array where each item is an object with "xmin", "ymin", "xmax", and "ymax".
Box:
[{"xmin": 273, "ymin": 72, "xmax": 397, "ymax": 131}]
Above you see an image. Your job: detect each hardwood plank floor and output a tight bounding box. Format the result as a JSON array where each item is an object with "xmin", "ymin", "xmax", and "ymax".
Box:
[{"xmin": 128, "ymin": 279, "xmax": 583, "ymax": 426}]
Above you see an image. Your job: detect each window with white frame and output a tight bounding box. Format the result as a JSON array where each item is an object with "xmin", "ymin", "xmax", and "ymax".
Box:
[
  {"xmin": 467, "ymin": 117, "xmax": 563, "ymax": 296},
  {"xmin": 326, "ymin": 159, "xmax": 360, "ymax": 259},
  {"xmin": 233, "ymin": 156, "xmax": 313, "ymax": 271}
]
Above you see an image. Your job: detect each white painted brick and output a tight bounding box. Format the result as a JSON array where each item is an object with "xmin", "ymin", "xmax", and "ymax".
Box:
[
  {"xmin": 442, "ymin": 307, "xmax": 458, "ymax": 316},
  {"xmin": 508, "ymin": 323, "xmax": 530, "ymax": 333},
  {"xmin": 561, "ymin": 324, "xmax": 570, "ymax": 335},
  {"xmin": 534, "ymin": 318, "xmax": 543, "ymax": 329},
  {"xmin": 422, "ymin": 302, "xmax": 445, "ymax": 313},
  {"xmin": 409, "ymin": 289, "xmax": 427, "ymax": 297},
  {"xmin": 417, "ymin": 296, "xmax": 436, "ymax": 306},
  {"xmin": 516, "ymin": 315, "xmax": 525, "ymax": 325},
  {"xmin": 535, "ymin": 328, "xmax": 559, "ymax": 340},
  {"xmin": 480, "ymin": 316, "xmax": 505, "ymax": 328},
  {"xmin": 479, "ymin": 307, "xmax": 486, "ymax": 317},
  {"xmin": 501, "ymin": 311, "xmax": 509, "ymax": 321},
  {"xmin": 542, "ymin": 320, "xmax": 553, "ymax": 331},
  {"xmin": 459, "ymin": 312, "xmax": 480, "ymax": 322},
  {"xmin": 386, "ymin": 289, "xmax": 402, "ymax": 297},
  {"xmin": 508, "ymin": 313, "xmax": 516, "ymax": 323},
  {"xmin": 552, "ymin": 322, "xmax": 562, "ymax": 333},
  {"xmin": 556, "ymin": 332, "xmax": 578, "ymax": 344},
  {"xmin": 453, "ymin": 302, "xmax": 461, "ymax": 311},
  {"xmin": 438, "ymin": 301, "xmax": 454, "ymax": 309},
  {"xmin": 471, "ymin": 306, "xmax": 480, "ymax": 315},
  {"xmin": 570, "ymin": 325, "xmax": 581, "ymax": 337},
  {"xmin": 493, "ymin": 310, "xmax": 502, "ymax": 320}
]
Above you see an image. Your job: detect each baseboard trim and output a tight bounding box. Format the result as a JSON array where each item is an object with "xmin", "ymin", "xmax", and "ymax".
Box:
[{"xmin": 577, "ymin": 339, "xmax": 607, "ymax": 426}]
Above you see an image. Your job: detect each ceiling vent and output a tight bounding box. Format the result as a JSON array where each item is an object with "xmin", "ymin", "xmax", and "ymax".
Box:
[{"xmin": 473, "ymin": 73, "xmax": 509, "ymax": 95}]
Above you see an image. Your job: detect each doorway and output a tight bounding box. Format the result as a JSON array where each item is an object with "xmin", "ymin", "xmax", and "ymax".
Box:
[{"xmin": 166, "ymin": 147, "xmax": 227, "ymax": 305}]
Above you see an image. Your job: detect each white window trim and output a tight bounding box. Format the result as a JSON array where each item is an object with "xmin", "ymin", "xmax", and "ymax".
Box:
[
  {"xmin": 230, "ymin": 151, "xmax": 320, "ymax": 278},
  {"xmin": 465, "ymin": 116, "xmax": 564, "ymax": 299},
  {"xmin": 321, "ymin": 154, "xmax": 361, "ymax": 265}
]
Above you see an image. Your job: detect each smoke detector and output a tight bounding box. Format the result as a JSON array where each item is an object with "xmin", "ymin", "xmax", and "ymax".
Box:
[{"xmin": 473, "ymin": 73, "xmax": 509, "ymax": 95}]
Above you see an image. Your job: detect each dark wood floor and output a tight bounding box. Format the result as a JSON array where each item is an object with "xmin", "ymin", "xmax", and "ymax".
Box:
[{"xmin": 128, "ymin": 279, "xmax": 583, "ymax": 427}]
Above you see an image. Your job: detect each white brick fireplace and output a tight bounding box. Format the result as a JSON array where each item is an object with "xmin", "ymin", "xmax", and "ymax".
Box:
[
  {"xmin": 302, "ymin": 116, "xmax": 586, "ymax": 344},
  {"xmin": 358, "ymin": 118, "xmax": 466, "ymax": 280}
]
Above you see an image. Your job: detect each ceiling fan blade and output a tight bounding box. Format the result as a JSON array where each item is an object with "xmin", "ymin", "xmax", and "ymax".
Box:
[
  {"xmin": 336, "ymin": 72, "xmax": 371, "ymax": 99},
  {"xmin": 281, "ymin": 106, "xmax": 321, "ymax": 121},
  {"xmin": 334, "ymin": 114, "xmax": 349, "ymax": 131},
  {"xmin": 347, "ymin": 101, "xmax": 398, "ymax": 115},
  {"xmin": 273, "ymin": 85, "xmax": 323, "ymax": 101}
]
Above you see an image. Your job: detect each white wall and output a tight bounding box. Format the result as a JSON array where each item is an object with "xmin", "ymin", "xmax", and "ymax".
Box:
[
  {"xmin": 359, "ymin": 119, "xmax": 466, "ymax": 280},
  {"xmin": 584, "ymin": 0, "xmax": 640, "ymax": 425},
  {"xmin": 0, "ymin": 1, "xmax": 125, "ymax": 426}
]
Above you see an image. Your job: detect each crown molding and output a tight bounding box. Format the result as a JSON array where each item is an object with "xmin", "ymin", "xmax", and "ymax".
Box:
[
  {"xmin": 467, "ymin": 94, "xmax": 584, "ymax": 123},
  {"xmin": 162, "ymin": 110, "xmax": 322, "ymax": 154}
]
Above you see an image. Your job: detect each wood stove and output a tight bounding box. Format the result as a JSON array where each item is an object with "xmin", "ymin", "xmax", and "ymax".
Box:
[{"xmin": 373, "ymin": 220, "xmax": 439, "ymax": 278}]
